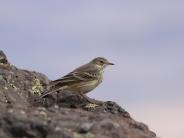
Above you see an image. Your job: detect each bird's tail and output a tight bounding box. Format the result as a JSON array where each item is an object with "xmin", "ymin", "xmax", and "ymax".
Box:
[
  {"xmin": 39, "ymin": 90, "xmax": 55, "ymax": 98},
  {"xmin": 40, "ymin": 80, "xmax": 68, "ymax": 98},
  {"xmin": 39, "ymin": 87, "xmax": 64, "ymax": 98}
]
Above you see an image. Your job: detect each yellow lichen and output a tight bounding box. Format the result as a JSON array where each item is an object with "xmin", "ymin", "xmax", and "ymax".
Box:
[
  {"xmin": 31, "ymin": 78, "xmax": 44, "ymax": 96},
  {"xmin": 9, "ymin": 83, "xmax": 17, "ymax": 89},
  {"xmin": 64, "ymin": 128, "xmax": 94, "ymax": 138},
  {"xmin": 84, "ymin": 103, "xmax": 99, "ymax": 109},
  {"xmin": 4, "ymin": 83, "xmax": 17, "ymax": 90},
  {"xmin": 64, "ymin": 128, "xmax": 72, "ymax": 133},
  {"xmin": 73, "ymin": 132, "xmax": 94, "ymax": 138}
]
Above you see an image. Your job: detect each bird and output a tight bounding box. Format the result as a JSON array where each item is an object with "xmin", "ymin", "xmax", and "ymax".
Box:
[{"xmin": 40, "ymin": 57, "xmax": 114, "ymax": 98}]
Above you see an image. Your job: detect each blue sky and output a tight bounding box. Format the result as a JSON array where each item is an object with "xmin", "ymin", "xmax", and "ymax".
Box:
[{"xmin": 0, "ymin": 1, "xmax": 184, "ymax": 138}]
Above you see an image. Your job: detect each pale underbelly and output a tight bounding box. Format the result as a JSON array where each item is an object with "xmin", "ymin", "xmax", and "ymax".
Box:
[{"xmin": 66, "ymin": 80, "xmax": 101, "ymax": 94}]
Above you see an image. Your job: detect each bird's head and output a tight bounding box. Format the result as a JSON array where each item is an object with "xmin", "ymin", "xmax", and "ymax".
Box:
[{"xmin": 90, "ymin": 57, "xmax": 114, "ymax": 69}]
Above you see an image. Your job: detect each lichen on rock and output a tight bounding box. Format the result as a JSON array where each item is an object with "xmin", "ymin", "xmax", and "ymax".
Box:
[
  {"xmin": 31, "ymin": 78, "xmax": 44, "ymax": 96},
  {"xmin": 73, "ymin": 132, "xmax": 94, "ymax": 138}
]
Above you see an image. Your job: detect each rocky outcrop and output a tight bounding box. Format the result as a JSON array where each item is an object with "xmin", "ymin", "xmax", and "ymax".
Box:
[{"xmin": 0, "ymin": 50, "xmax": 156, "ymax": 138}]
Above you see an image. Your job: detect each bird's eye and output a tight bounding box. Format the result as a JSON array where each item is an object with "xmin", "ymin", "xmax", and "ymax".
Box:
[{"xmin": 99, "ymin": 60, "xmax": 104, "ymax": 64}]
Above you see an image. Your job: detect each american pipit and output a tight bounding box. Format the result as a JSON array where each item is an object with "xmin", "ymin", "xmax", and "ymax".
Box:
[{"xmin": 40, "ymin": 57, "xmax": 114, "ymax": 98}]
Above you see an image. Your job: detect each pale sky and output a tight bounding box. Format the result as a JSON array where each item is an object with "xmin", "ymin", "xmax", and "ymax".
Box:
[{"xmin": 1, "ymin": 1, "xmax": 184, "ymax": 138}]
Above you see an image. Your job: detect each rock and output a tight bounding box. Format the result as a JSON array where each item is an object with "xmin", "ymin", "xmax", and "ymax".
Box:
[
  {"xmin": 0, "ymin": 50, "xmax": 11, "ymax": 70},
  {"xmin": 0, "ymin": 50, "xmax": 8, "ymax": 64},
  {"xmin": 0, "ymin": 50, "xmax": 157, "ymax": 138}
]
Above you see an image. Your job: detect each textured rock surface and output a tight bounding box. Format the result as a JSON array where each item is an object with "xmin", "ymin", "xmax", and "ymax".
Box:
[{"xmin": 0, "ymin": 50, "xmax": 156, "ymax": 138}]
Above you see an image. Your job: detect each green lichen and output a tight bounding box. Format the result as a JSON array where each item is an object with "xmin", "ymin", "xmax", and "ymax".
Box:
[
  {"xmin": 31, "ymin": 78, "xmax": 44, "ymax": 96},
  {"xmin": 73, "ymin": 132, "xmax": 94, "ymax": 138},
  {"xmin": 4, "ymin": 86, "xmax": 8, "ymax": 90},
  {"xmin": 84, "ymin": 103, "xmax": 99, "ymax": 110},
  {"xmin": 9, "ymin": 83, "xmax": 17, "ymax": 89},
  {"xmin": 64, "ymin": 128, "xmax": 94, "ymax": 138},
  {"xmin": 64, "ymin": 128, "xmax": 73, "ymax": 136},
  {"xmin": 3, "ymin": 82, "xmax": 17, "ymax": 90},
  {"xmin": 64, "ymin": 128, "xmax": 72, "ymax": 133}
]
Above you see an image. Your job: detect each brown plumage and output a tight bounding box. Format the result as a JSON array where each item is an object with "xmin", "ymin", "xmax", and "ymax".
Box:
[{"xmin": 40, "ymin": 57, "xmax": 114, "ymax": 98}]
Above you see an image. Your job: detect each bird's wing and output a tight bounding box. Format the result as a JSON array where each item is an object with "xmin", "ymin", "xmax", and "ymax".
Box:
[
  {"xmin": 40, "ymin": 70, "xmax": 99, "ymax": 98},
  {"xmin": 49, "ymin": 70, "xmax": 99, "ymax": 90}
]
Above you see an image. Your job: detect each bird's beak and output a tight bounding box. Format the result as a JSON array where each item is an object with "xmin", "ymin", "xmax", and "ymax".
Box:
[{"xmin": 107, "ymin": 62, "xmax": 115, "ymax": 65}]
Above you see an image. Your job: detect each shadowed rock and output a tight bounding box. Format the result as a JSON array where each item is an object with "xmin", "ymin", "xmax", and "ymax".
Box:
[{"xmin": 0, "ymin": 50, "xmax": 157, "ymax": 138}]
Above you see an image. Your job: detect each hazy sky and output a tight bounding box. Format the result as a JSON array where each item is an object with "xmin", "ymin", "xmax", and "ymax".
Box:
[{"xmin": 0, "ymin": 1, "xmax": 184, "ymax": 138}]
